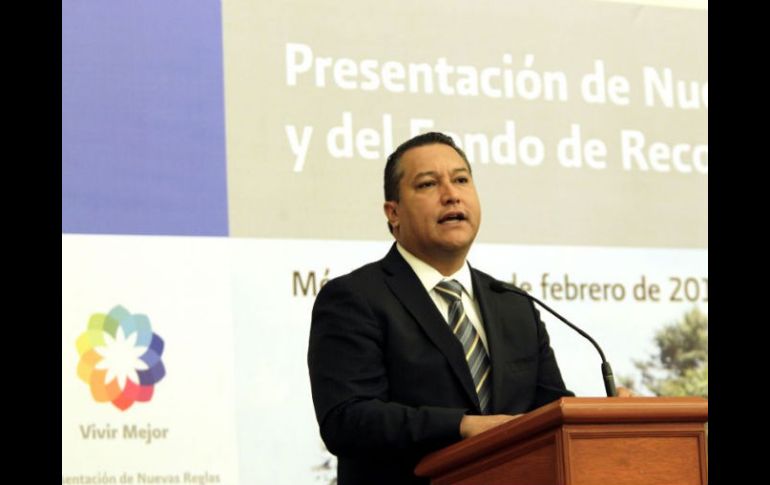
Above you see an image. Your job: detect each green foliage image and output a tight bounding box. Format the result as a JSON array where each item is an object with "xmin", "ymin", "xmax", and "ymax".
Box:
[{"xmin": 620, "ymin": 307, "xmax": 708, "ymax": 398}]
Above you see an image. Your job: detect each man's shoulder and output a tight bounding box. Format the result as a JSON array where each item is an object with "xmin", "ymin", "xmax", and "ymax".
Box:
[
  {"xmin": 324, "ymin": 244, "xmax": 403, "ymax": 288},
  {"xmin": 336, "ymin": 258, "xmax": 385, "ymax": 284},
  {"xmin": 318, "ymin": 255, "xmax": 390, "ymax": 297}
]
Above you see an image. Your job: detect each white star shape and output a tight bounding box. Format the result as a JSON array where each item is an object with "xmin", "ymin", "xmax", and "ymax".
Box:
[{"xmin": 94, "ymin": 327, "xmax": 149, "ymax": 389}]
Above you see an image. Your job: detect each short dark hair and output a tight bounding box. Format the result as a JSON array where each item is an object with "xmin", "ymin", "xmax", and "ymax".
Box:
[{"xmin": 383, "ymin": 132, "xmax": 471, "ymax": 233}]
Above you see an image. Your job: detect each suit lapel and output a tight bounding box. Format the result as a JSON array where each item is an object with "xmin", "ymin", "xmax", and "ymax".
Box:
[
  {"xmin": 381, "ymin": 245, "xmax": 481, "ymax": 410},
  {"xmin": 470, "ymin": 267, "xmax": 506, "ymax": 414}
]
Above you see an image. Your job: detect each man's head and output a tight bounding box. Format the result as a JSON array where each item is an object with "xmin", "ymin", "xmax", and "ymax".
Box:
[
  {"xmin": 383, "ymin": 132, "xmax": 481, "ymax": 271},
  {"xmin": 383, "ymin": 132, "xmax": 471, "ymax": 209}
]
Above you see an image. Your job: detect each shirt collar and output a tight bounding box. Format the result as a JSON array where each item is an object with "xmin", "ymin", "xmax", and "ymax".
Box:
[{"xmin": 396, "ymin": 243, "xmax": 474, "ymax": 298}]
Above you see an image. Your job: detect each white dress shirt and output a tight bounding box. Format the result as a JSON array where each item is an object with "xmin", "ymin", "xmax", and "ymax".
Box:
[{"xmin": 396, "ymin": 243, "xmax": 489, "ymax": 352}]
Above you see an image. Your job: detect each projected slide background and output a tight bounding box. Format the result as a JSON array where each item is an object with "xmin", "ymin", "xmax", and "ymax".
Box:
[{"xmin": 62, "ymin": 1, "xmax": 707, "ymax": 483}]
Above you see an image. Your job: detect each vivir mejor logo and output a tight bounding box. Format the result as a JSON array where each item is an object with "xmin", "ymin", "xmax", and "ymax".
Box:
[{"xmin": 76, "ymin": 305, "xmax": 166, "ymax": 411}]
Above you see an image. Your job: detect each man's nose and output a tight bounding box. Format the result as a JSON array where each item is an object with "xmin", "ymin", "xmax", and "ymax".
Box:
[{"xmin": 440, "ymin": 181, "xmax": 460, "ymax": 204}]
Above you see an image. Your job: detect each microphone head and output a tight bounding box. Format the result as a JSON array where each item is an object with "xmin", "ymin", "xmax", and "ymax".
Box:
[
  {"xmin": 489, "ymin": 280, "xmax": 528, "ymax": 297},
  {"xmin": 489, "ymin": 280, "xmax": 508, "ymax": 293}
]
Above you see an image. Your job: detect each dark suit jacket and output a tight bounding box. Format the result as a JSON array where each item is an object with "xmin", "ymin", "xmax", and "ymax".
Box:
[{"xmin": 308, "ymin": 244, "xmax": 573, "ymax": 485}]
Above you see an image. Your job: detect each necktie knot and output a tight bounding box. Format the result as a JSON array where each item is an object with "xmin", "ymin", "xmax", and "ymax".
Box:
[{"xmin": 435, "ymin": 279, "xmax": 464, "ymax": 302}]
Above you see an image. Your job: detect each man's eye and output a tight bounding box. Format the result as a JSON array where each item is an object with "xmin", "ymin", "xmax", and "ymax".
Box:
[
  {"xmin": 417, "ymin": 181, "xmax": 436, "ymax": 189},
  {"xmin": 455, "ymin": 177, "xmax": 469, "ymax": 184}
]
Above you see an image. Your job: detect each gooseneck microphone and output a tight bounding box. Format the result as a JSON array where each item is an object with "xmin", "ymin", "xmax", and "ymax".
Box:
[{"xmin": 489, "ymin": 280, "xmax": 618, "ymax": 397}]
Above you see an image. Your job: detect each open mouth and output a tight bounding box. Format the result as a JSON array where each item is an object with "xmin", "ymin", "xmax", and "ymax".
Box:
[{"xmin": 438, "ymin": 212, "xmax": 466, "ymax": 224}]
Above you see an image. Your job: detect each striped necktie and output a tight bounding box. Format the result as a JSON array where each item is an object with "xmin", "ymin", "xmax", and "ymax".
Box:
[{"xmin": 435, "ymin": 279, "xmax": 492, "ymax": 414}]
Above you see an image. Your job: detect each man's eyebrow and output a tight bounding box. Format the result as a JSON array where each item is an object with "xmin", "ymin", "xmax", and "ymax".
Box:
[
  {"xmin": 413, "ymin": 167, "xmax": 470, "ymax": 179},
  {"xmin": 414, "ymin": 171, "xmax": 438, "ymax": 179}
]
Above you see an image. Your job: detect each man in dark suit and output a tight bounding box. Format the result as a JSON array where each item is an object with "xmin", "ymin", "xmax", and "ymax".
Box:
[{"xmin": 308, "ymin": 132, "xmax": 574, "ymax": 484}]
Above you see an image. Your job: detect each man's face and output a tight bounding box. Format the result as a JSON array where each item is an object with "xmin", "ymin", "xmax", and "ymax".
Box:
[{"xmin": 384, "ymin": 143, "xmax": 481, "ymax": 263}]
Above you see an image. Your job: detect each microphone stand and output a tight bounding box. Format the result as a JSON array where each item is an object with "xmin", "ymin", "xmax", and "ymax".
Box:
[{"xmin": 490, "ymin": 280, "xmax": 617, "ymax": 397}]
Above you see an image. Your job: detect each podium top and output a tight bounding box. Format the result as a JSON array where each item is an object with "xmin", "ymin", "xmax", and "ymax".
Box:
[{"xmin": 415, "ymin": 396, "xmax": 708, "ymax": 477}]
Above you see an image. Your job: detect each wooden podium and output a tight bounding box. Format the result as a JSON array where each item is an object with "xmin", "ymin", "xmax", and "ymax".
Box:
[{"xmin": 415, "ymin": 397, "xmax": 708, "ymax": 485}]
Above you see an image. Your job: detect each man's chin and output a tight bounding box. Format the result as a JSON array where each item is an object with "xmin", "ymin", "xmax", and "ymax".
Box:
[{"xmin": 436, "ymin": 236, "xmax": 475, "ymax": 254}]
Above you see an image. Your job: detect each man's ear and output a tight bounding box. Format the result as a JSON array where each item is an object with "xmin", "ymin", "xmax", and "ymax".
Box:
[{"xmin": 383, "ymin": 201, "xmax": 399, "ymax": 230}]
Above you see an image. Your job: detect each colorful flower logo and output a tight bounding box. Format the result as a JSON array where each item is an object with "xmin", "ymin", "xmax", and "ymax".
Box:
[{"xmin": 76, "ymin": 305, "xmax": 166, "ymax": 411}]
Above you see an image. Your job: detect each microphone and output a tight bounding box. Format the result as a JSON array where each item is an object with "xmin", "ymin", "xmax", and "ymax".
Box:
[{"xmin": 489, "ymin": 280, "xmax": 618, "ymax": 397}]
